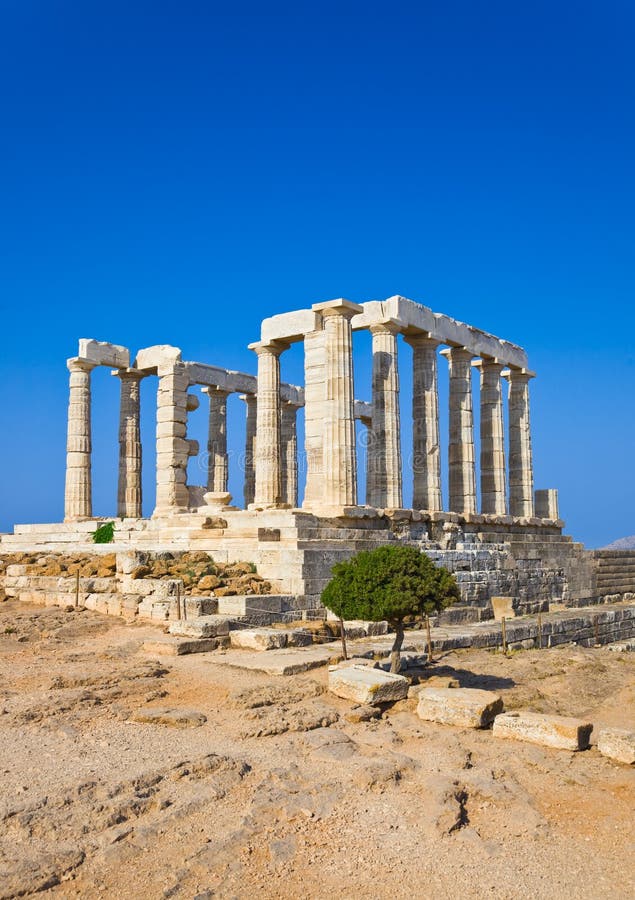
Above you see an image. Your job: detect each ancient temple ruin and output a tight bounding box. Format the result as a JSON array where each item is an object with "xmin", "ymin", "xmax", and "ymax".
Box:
[{"xmin": 3, "ymin": 295, "xmax": 634, "ymax": 619}]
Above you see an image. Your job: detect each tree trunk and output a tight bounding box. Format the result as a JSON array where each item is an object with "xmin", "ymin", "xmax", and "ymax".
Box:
[
  {"xmin": 390, "ymin": 621, "xmax": 405, "ymax": 674},
  {"xmin": 339, "ymin": 617, "xmax": 348, "ymax": 660}
]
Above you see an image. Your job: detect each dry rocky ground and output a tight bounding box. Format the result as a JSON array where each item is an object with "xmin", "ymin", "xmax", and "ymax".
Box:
[{"xmin": 0, "ymin": 599, "xmax": 633, "ymax": 899}]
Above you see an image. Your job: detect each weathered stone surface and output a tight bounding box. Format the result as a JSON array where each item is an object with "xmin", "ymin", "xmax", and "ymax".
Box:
[
  {"xmin": 328, "ymin": 664, "xmax": 409, "ymax": 705},
  {"xmin": 597, "ymin": 727, "xmax": 635, "ymax": 765},
  {"xmin": 142, "ymin": 636, "xmax": 227, "ymax": 656},
  {"xmin": 207, "ymin": 646, "xmax": 334, "ymax": 676},
  {"xmin": 169, "ymin": 615, "xmax": 230, "ymax": 638},
  {"xmin": 493, "ymin": 711, "xmax": 593, "ymax": 750},
  {"xmin": 416, "ymin": 687, "xmax": 503, "ymax": 728},
  {"xmin": 130, "ymin": 707, "xmax": 207, "ymax": 727},
  {"xmin": 491, "ymin": 596, "xmax": 515, "ymax": 621},
  {"xmin": 230, "ymin": 628, "xmax": 288, "ymax": 651}
]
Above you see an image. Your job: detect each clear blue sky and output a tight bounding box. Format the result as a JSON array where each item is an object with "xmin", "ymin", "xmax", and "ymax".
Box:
[{"xmin": 1, "ymin": 1, "xmax": 633, "ymax": 547}]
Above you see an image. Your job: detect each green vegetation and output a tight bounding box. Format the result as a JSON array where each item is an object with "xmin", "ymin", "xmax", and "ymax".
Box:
[
  {"xmin": 91, "ymin": 522, "xmax": 115, "ymax": 544},
  {"xmin": 321, "ymin": 544, "xmax": 459, "ymax": 673}
]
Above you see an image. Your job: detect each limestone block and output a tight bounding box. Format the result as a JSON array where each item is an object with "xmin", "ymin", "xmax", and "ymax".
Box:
[
  {"xmin": 417, "ymin": 688, "xmax": 503, "ymax": 728},
  {"xmin": 135, "ymin": 344, "xmax": 182, "ymax": 371},
  {"xmin": 328, "ymin": 664, "xmax": 409, "ymax": 705},
  {"xmin": 142, "ymin": 637, "xmax": 228, "ymax": 656},
  {"xmin": 491, "ymin": 596, "xmax": 515, "ymax": 621},
  {"xmin": 230, "ymin": 628, "xmax": 288, "ymax": 650},
  {"xmin": 493, "ymin": 711, "xmax": 593, "ymax": 750},
  {"xmin": 79, "ymin": 338, "xmax": 130, "ymax": 369},
  {"xmin": 186, "ymin": 393, "xmax": 200, "ymax": 411},
  {"xmin": 597, "ymin": 728, "xmax": 635, "ymax": 765},
  {"xmin": 168, "ymin": 615, "xmax": 230, "ymax": 638}
]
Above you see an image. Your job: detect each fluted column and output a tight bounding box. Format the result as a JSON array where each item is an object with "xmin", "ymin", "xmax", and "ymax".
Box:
[
  {"xmin": 281, "ymin": 401, "xmax": 300, "ymax": 508},
  {"xmin": 360, "ymin": 415, "xmax": 374, "ymax": 505},
  {"xmin": 505, "ymin": 368, "xmax": 535, "ymax": 517},
  {"xmin": 115, "ymin": 369, "xmax": 143, "ymax": 518},
  {"xmin": 475, "ymin": 359, "xmax": 506, "ymax": 515},
  {"xmin": 369, "ymin": 321, "xmax": 402, "ymax": 508},
  {"xmin": 312, "ymin": 299, "xmax": 363, "ymax": 507},
  {"xmin": 64, "ymin": 357, "xmax": 97, "ymax": 521},
  {"xmin": 153, "ymin": 363, "xmax": 191, "ymax": 516},
  {"xmin": 249, "ymin": 340, "xmax": 287, "ymax": 508},
  {"xmin": 441, "ymin": 347, "xmax": 477, "ymax": 515},
  {"xmin": 202, "ymin": 386, "xmax": 230, "ymax": 493},
  {"xmin": 240, "ymin": 393, "xmax": 257, "ymax": 508},
  {"xmin": 405, "ymin": 334, "xmax": 442, "ymax": 511}
]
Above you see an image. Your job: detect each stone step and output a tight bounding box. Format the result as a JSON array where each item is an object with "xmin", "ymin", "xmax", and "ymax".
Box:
[{"xmin": 493, "ymin": 711, "xmax": 593, "ymax": 751}]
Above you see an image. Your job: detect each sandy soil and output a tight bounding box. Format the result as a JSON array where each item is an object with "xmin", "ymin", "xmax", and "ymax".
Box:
[{"xmin": 0, "ymin": 599, "xmax": 633, "ymax": 900}]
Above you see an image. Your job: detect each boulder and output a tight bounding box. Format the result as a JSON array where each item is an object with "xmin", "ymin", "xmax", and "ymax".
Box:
[
  {"xmin": 597, "ymin": 727, "xmax": 635, "ymax": 765},
  {"xmin": 493, "ymin": 711, "xmax": 593, "ymax": 751},
  {"xmin": 416, "ymin": 687, "xmax": 503, "ymax": 728},
  {"xmin": 328, "ymin": 664, "xmax": 409, "ymax": 705}
]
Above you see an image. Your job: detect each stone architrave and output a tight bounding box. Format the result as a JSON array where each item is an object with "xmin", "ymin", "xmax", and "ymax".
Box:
[
  {"xmin": 281, "ymin": 400, "xmax": 300, "ymax": 508},
  {"xmin": 64, "ymin": 357, "xmax": 97, "ymax": 521},
  {"xmin": 405, "ymin": 333, "xmax": 442, "ymax": 511},
  {"xmin": 240, "ymin": 393, "xmax": 257, "ymax": 507},
  {"xmin": 474, "ymin": 359, "xmax": 506, "ymax": 515},
  {"xmin": 369, "ymin": 320, "xmax": 403, "ymax": 509},
  {"xmin": 441, "ymin": 347, "xmax": 477, "ymax": 515},
  {"xmin": 504, "ymin": 368, "xmax": 535, "ymax": 517},
  {"xmin": 312, "ymin": 299, "xmax": 363, "ymax": 508},
  {"xmin": 202, "ymin": 386, "xmax": 230, "ymax": 493},
  {"xmin": 114, "ymin": 368, "xmax": 143, "ymax": 518},
  {"xmin": 153, "ymin": 362, "xmax": 190, "ymax": 516},
  {"xmin": 249, "ymin": 340, "xmax": 288, "ymax": 508}
]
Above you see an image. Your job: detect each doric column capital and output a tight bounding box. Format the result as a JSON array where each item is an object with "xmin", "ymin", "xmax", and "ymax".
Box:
[
  {"xmin": 472, "ymin": 358, "xmax": 505, "ymax": 375},
  {"xmin": 369, "ymin": 318, "xmax": 402, "ymax": 337},
  {"xmin": 502, "ymin": 367, "xmax": 536, "ymax": 383},
  {"xmin": 403, "ymin": 332, "xmax": 440, "ymax": 350},
  {"xmin": 67, "ymin": 356, "xmax": 97, "ymax": 374},
  {"xmin": 248, "ymin": 339, "xmax": 289, "ymax": 358},
  {"xmin": 201, "ymin": 384, "xmax": 231, "ymax": 398},
  {"xmin": 111, "ymin": 367, "xmax": 144, "ymax": 382},
  {"xmin": 312, "ymin": 298, "xmax": 363, "ymax": 320},
  {"xmin": 440, "ymin": 346, "xmax": 474, "ymax": 363}
]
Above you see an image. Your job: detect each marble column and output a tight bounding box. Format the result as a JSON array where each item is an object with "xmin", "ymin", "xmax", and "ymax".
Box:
[
  {"xmin": 202, "ymin": 386, "xmax": 230, "ymax": 493},
  {"xmin": 312, "ymin": 299, "xmax": 363, "ymax": 507},
  {"xmin": 64, "ymin": 357, "xmax": 97, "ymax": 521},
  {"xmin": 302, "ymin": 328, "xmax": 326, "ymax": 507},
  {"xmin": 240, "ymin": 393, "xmax": 257, "ymax": 508},
  {"xmin": 153, "ymin": 363, "xmax": 191, "ymax": 516},
  {"xmin": 359, "ymin": 414, "xmax": 374, "ymax": 506},
  {"xmin": 115, "ymin": 369, "xmax": 143, "ymax": 518},
  {"xmin": 369, "ymin": 321, "xmax": 402, "ymax": 508},
  {"xmin": 405, "ymin": 334, "xmax": 442, "ymax": 511},
  {"xmin": 441, "ymin": 347, "xmax": 477, "ymax": 515},
  {"xmin": 475, "ymin": 359, "xmax": 507, "ymax": 515},
  {"xmin": 281, "ymin": 400, "xmax": 300, "ymax": 508},
  {"xmin": 505, "ymin": 368, "xmax": 535, "ymax": 517},
  {"xmin": 249, "ymin": 340, "xmax": 287, "ymax": 508}
]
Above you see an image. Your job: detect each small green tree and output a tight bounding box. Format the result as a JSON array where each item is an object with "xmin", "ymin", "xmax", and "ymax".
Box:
[
  {"xmin": 321, "ymin": 545, "xmax": 459, "ymax": 673},
  {"xmin": 92, "ymin": 521, "xmax": 115, "ymax": 544}
]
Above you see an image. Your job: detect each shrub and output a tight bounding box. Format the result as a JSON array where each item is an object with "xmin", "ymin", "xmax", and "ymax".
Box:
[
  {"xmin": 321, "ymin": 544, "xmax": 459, "ymax": 673},
  {"xmin": 92, "ymin": 522, "xmax": 115, "ymax": 544}
]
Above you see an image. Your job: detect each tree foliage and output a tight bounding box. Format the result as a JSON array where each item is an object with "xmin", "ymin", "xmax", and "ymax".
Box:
[
  {"xmin": 321, "ymin": 545, "xmax": 459, "ymax": 672},
  {"xmin": 92, "ymin": 521, "xmax": 115, "ymax": 544}
]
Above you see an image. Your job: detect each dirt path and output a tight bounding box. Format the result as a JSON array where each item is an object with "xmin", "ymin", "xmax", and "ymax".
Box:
[{"xmin": 0, "ymin": 600, "xmax": 633, "ymax": 899}]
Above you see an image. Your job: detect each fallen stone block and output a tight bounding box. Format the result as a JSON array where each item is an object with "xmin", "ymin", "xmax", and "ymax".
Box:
[
  {"xmin": 287, "ymin": 629, "xmax": 313, "ymax": 647},
  {"xmin": 597, "ymin": 727, "xmax": 635, "ymax": 765},
  {"xmin": 230, "ymin": 628, "xmax": 288, "ymax": 651},
  {"xmin": 329, "ymin": 664, "xmax": 409, "ymax": 705},
  {"xmin": 417, "ymin": 688, "xmax": 503, "ymax": 728},
  {"xmin": 169, "ymin": 615, "xmax": 230, "ymax": 638},
  {"xmin": 408, "ymin": 676, "xmax": 459, "ymax": 698},
  {"xmin": 492, "ymin": 711, "xmax": 593, "ymax": 751},
  {"xmin": 142, "ymin": 636, "xmax": 228, "ymax": 656}
]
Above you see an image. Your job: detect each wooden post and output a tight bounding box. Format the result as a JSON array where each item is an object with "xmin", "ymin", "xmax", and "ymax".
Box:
[
  {"xmin": 75, "ymin": 570, "xmax": 80, "ymax": 608},
  {"xmin": 176, "ymin": 583, "xmax": 182, "ymax": 621},
  {"xmin": 182, "ymin": 583, "xmax": 187, "ymax": 621},
  {"xmin": 537, "ymin": 612, "xmax": 543, "ymax": 650},
  {"xmin": 501, "ymin": 616, "xmax": 508, "ymax": 654},
  {"xmin": 425, "ymin": 615, "xmax": 433, "ymax": 662}
]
